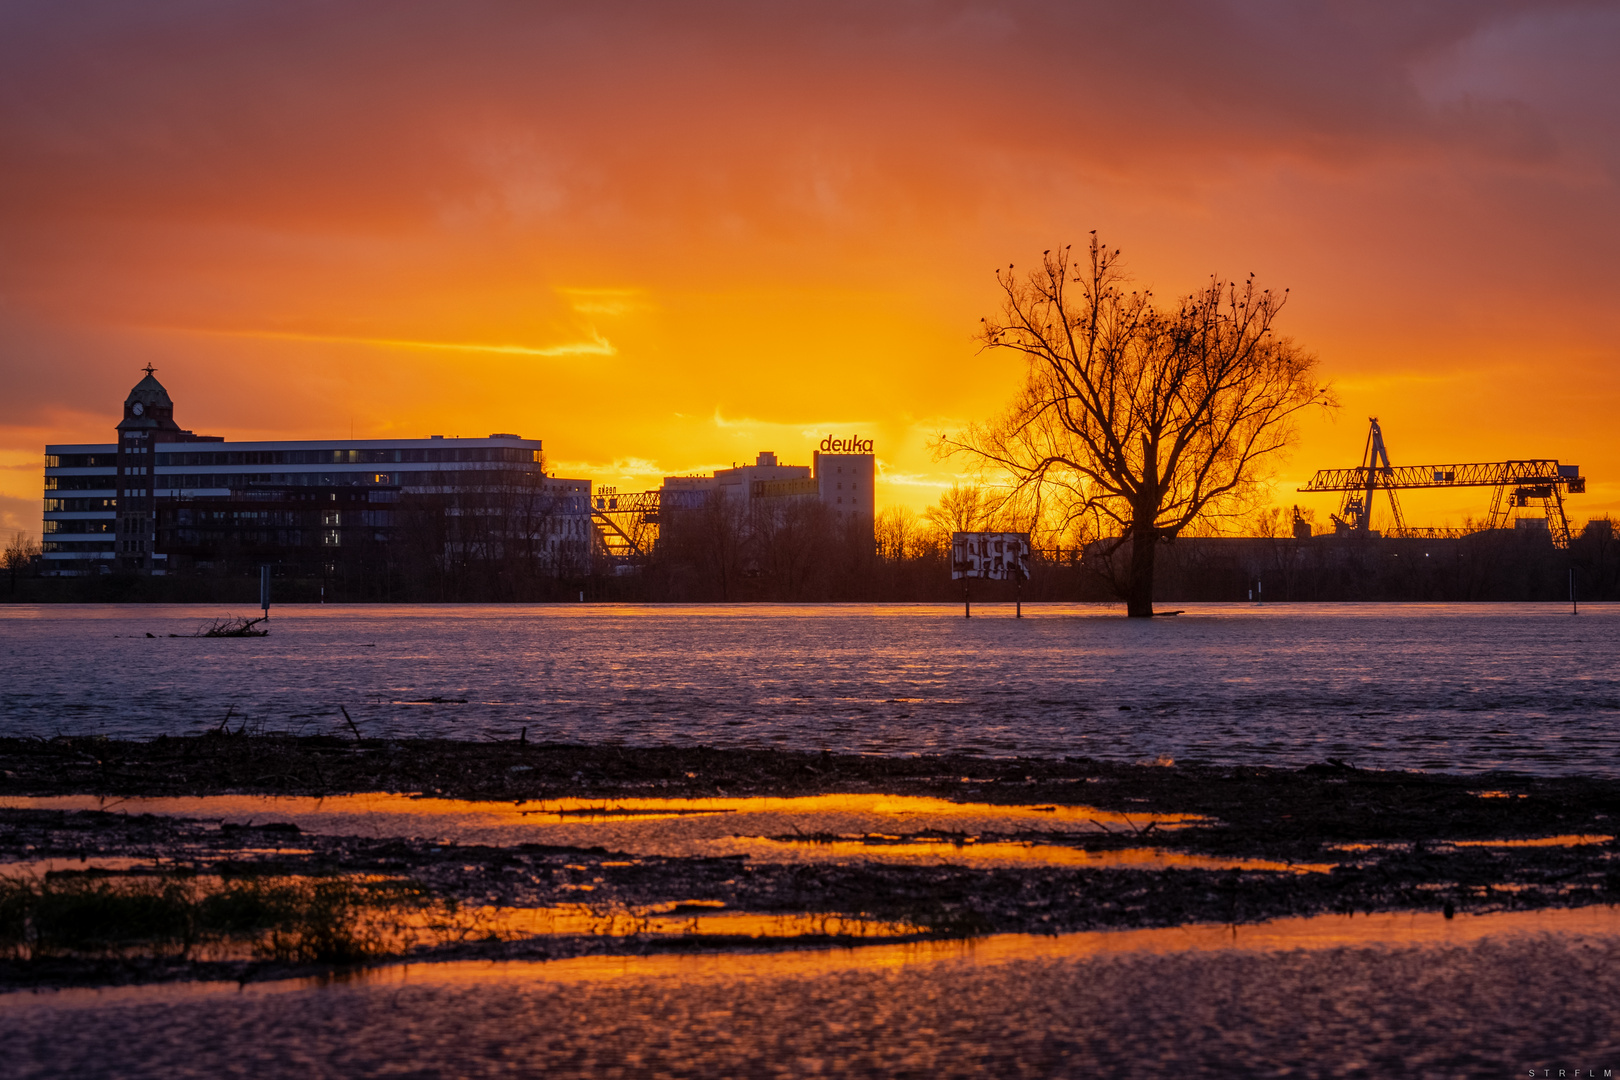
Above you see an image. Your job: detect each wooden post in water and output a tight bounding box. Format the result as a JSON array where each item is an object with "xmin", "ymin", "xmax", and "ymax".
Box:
[
  {"xmin": 259, "ymin": 565, "xmax": 270, "ymax": 621},
  {"xmin": 1571, "ymin": 567, "xmax": 1578, "ymax": 615},
  {"xmin": 964, "ymin": 578, "xmax": 971, "ymax": 619}
]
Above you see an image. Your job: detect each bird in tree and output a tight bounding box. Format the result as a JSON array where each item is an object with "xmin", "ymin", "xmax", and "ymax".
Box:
[{"xmin": 942, "ymin": 235, "xmax": 1336, "ymax": 616}]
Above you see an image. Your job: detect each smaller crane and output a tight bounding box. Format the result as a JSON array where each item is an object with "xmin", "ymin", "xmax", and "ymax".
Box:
[
  {"xmin": 1328, "ymin": 418, "xmax": 1406, "ymax": 536},
  {"xmin": 1299, "ymin": 418, "xmax": 1586, "ymax": 547}
]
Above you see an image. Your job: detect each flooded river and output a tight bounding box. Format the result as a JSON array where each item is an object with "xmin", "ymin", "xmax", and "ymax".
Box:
[
  {"xmin": 3, "ymin": 602, "xmax": 1618, "ymax": 774},
  {"xmin": 6, "ymin": 910, "xmax": 1618, "ymax": 1077}
]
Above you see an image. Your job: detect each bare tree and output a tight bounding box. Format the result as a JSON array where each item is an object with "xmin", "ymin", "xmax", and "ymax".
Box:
[
  {"xmin": 686, "ymin": 493, "xmax": 748, "ymax": 601},
  {"xmin": 875, "ymin": 506, "xmax": 922, "ymax": 561},
  {"xmin": 943, "ymin": 236, "xmax": 1335, "ymax": 616},
  {"xmin": 4, "ymin": 530, "xmax": 40, "ymax": 592},
  {"xmin": 923, "ymin": 483, "xmax": 999, "ymax": 535}
]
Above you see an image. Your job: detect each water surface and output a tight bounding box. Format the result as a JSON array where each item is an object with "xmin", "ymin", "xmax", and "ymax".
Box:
[{"xmin": 3, "ymin": 602, "xmax": 1616, "ymax": 775}]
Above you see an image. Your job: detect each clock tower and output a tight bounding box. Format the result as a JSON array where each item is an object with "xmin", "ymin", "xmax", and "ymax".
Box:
[{"xmin": 115, "ymin": 366, "xmax": 182, "ymax": 572}]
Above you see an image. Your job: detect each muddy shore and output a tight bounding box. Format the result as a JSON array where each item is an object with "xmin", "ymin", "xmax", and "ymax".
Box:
[{"xmin": 3, "ymin": 735, "xmax": 1617, "ymax": 989}]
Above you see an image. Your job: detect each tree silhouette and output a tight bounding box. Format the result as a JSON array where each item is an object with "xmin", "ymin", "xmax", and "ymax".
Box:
[{"xmin": 944, "ymin": 236, "xmax": 1335, "ymax": 616}]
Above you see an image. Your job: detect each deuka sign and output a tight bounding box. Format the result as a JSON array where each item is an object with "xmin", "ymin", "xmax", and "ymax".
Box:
[{"xmin": 820, "ymin": 435, "xmax": 874, "ymax": 454}]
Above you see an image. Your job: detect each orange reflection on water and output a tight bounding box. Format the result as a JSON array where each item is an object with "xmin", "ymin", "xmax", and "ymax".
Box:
[
  {"xmin": 0, "ymin": 793, "xmax": 1206, "ymax": 866},
  {"xmin": 0, "ymin": 793, "xmax": 1201, "ymax": 827},
  {"xmin": 0, "ymin": 857, "xmax": 157, "ymax": 878},
  {"xmin": 12, "ymin": 906, "xmax": 1620, "ymax": 1010},
  {"xmin": 513, "ymin": 794, "xmax": 1204, "ymax": 828},
  {"xmin": 471, "ymin": 903, "xmax": 923, "ymax": 941},
  {"xmin": 735, "ymin": 836, "xmax": 1333, "ymax": 873},
  {"xmin": 1450, "ymin": 834, "xmax": 1614, "ymax": 848},
  {"xmin": 376, "ymin": 904, "xmax": 1620, "ymax": 989},
  {"xmin": 1330, "ymin": 835, "xmax": 1614, "ymax": 853}
]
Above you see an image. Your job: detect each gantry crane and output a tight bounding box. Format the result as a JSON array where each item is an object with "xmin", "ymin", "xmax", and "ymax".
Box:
[
  {"xmin": 589, "ymin": 489, "xmax": 662, "ymax": 561},
  {"xmin": 590, "ymin": 488, "xmax": 710, "ymax": 562},
  {"xmin": 1299, "ymin": 418, "xmax": 1586, "ymax": 547}
]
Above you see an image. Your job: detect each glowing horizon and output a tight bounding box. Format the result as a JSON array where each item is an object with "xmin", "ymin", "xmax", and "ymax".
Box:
[{"xmin": 3, "ymin": 2, "xmax": 1617, "ymax": 535}]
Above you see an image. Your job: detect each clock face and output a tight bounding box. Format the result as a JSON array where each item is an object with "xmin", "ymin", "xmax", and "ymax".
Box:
[{"xmin": 132, "ymin": 402, "xmax": 144, "ymax": 416}]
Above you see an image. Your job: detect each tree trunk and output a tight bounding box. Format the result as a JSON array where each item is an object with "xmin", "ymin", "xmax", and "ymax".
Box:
[{"xmin": 1125, "ymin": 526, "xmax": 1156, "ymax": 617}]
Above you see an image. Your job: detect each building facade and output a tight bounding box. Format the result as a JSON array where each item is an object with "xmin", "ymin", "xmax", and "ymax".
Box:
[
  {"xmin": 43, "ymin": 371, "xmax": 593, "ymax": 576},
  {"xmin": 812, "ymin": 448, "xmax": 875, "ymax": 525},
  {"xmin": 656, "ymin": 440, "xmax": 876, "ymax": 538}
]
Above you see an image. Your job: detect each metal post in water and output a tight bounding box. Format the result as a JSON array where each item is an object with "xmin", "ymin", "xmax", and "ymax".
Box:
[
  {"xmin": 1571, "ymin": 567, "xmax": 1578, "ymax": 615},
  {"xmin": 259, "ymin": 565, "xmax": 270, "ymax": 620},
  {"xmin": 964, "ymin": 579, "xmax": 971, "ymax": 619}
]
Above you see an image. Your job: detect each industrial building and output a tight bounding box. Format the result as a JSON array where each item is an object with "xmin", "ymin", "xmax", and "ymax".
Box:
[
  {"xmin": 42, "ymin": 370, "xmax": 592, "ymax": 576},
  {"xmin": 588, "ymin": 443, "xmax": 877, "ymax": 562},
  {"xmin": 663, "ymin": 445, "xmax": 875, "ymax": 521}
]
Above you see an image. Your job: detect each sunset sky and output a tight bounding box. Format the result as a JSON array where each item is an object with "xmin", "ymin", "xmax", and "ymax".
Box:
[{"xmin": 3, "ymin": 1, "xmax": 1617, "ymax": 536}]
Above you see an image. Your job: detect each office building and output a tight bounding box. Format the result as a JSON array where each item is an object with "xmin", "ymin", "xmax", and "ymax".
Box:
[{"xmin": 42, "ymin": 370, "xmax": 592, "ymax": 575}]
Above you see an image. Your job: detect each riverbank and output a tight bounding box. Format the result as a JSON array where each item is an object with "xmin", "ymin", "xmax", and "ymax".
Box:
[{"xmin": 2, "ymin": 737, "xmax": 1616, "ymax": 990}]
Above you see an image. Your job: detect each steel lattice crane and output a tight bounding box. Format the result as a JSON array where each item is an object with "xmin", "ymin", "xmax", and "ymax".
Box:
[
  {"xmin": 590, "ymin": 488, "xmax": 710, "ymax": 562},
  {"xmin": 590, "ymin": 489, "xmax": 664, "ymax": 561},
  {"xmin": 1298, "ymin": 418, "xmax": 1586, "ymax": 547}
]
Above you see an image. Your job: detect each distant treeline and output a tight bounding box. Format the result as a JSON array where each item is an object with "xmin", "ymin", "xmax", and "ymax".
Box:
[{"xmin": 6, "ymin": 505, "xmax": 1618, "ymax": 605}]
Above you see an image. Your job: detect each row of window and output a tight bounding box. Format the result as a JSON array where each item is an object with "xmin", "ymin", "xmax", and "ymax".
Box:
[
  {"xmin": 43, "ymin": 520, "xmax": 115, "ymax": 534},
  {"xmin": 153, "ymin": 447, "xmax": 542, "ymax": 467},
  {"xmin": 45, "ymin": 468, "xmax": 556, "ymax": 493},
  {"xmin": 164, "ymin": 528, "xmax": 342, "ymax": 548},
  {"xmin": 45, "ymin": 476, "xmax": 116, "ymax": 491},
  {"xmin": 165, "ymin": 509, "xmax": 394, "ymax": 528},
  {"xmin": 44, "ymin": 498, "xmax": 117, "ymax": 512},
  {"xmin": 43, "ymin": 541, "xmax": 116, "ymax": 553},
  {"xmin": 43, "ymin": 454, "xmax": 118, "ymax": 469}
]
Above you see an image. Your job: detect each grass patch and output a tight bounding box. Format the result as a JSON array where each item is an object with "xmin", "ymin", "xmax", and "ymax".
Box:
[{"xmin": 0, "ymin": 872, "xmax": 463, "ymax": 965}]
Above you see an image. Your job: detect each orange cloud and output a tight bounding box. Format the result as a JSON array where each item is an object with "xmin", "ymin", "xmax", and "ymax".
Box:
[{"xmin": 1, "ymin": 1, "xmax": 1616, "ymax": 536}]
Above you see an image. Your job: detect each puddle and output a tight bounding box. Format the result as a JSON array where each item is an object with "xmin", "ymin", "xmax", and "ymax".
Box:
[
  {"xmin": 0, "ymin": 858, "xmax": 158, "ymax": 878},
  {"xmin": 0, "ymin": 793, "xmax": 1205, "ymax": 866},
  {"xmin": 12, "ymin": 904, "xmax": 1620, "ymax": 1008},
  {"xmin": 468, "ymin": 903, "xmax": 925, "ymax": 941},
  {"xmin": 736, "ymin": 836, "xmax": 1333, "ymax": 872},
  {"xmin": 421, "ymin": 902, "xmax": 1620, "ymax": 983},
  {"xmin": 509, "ymin": 795, "xmax": 1203, "ymax": 828},
  {"xmin": 1450, "ymin": 835, "xmax": 1613, "ymax": 848},
  {"xmin": 1328, "ymin": 835, "xmax": 1615, "ymax": 853},
  {"xmin": 0, "ymin": 848, "xmax": 318, "ymax": 880}
]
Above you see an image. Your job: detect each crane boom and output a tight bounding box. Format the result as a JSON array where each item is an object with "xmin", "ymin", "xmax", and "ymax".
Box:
[
  {"xmin": 1298, "ymin": 419, "xmax": 1586, "ymax": 547},
  {"xmin": 1301, "ymin": 459, "xmax": 1580, "ymax": 493}
]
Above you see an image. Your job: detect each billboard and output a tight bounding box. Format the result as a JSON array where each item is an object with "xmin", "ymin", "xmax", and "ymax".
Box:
[{"xmin": 951, "ymin": 531, "xmax": 1030, "ymax": 581}]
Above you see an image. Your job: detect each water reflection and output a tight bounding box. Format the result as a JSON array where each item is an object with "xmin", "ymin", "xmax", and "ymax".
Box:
[
  {"xmin": 12, "ymin": 905, "xmax": 1617, "ymax": 1008},
  {"xmin": 5, "ymin": 602, "xmax": 1618, "ymax": 774},
  {"xmin": 514, "ymin": 794, "xmax": 1203, "ymax": 827},
  {"xmin": 1450, "ymin": 834, "xmax": 1614, "ymax": 848},
  {"xmin": 469, "ymin": 903, "xmax": 925, "ymax": 941},
  {"xmin": 0, "ymin": 793, "xmax": 1207, "ymax": 867},
  {"xmin": 406, "ymin": 904, "xmax": 1620, "ymax": 986},
  {"xmin": 736, "ymin": 836, "xmax": 1332, "ymax": 872}
]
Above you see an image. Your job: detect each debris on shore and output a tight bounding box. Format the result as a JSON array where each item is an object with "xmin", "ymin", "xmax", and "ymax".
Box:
[{"xmin": 170, "ymin": 615, "xmax": 269, "ymax": 639}]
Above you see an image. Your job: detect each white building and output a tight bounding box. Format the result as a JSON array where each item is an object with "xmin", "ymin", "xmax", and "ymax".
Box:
[{"xmin": 43, "ymin": 370, "xmax": 593, "ymax": 575}]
